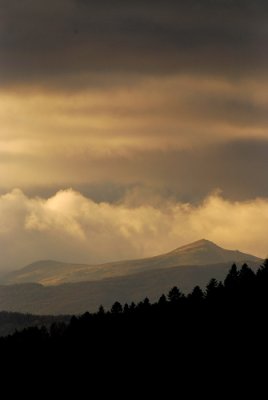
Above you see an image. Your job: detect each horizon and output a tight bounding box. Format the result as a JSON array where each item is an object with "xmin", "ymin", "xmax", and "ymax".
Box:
[{"xmin": 1, "ymin": 1, "xmax": 268, "ymax": 271}]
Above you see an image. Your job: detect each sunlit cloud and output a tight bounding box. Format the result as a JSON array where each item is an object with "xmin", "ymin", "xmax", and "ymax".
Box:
[
  {"xmin": 1, "ymin": 76, "xmax": 268, "ymax": 155},
  {"xmin": 1, "ymin": 74, "xmax": 268, "ymax": 202},
  {"xmin": 0, "ymin": 188, "xmax": 267, "ymax": 271}
]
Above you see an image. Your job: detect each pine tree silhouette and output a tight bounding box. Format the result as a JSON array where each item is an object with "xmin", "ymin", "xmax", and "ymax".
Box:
[{"xmin": 111, "ymin": 301, "xmax": 123, "ymax": 314}]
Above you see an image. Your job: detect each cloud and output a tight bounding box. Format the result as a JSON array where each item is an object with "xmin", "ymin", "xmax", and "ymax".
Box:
[
  {"xmin": 1, "ymin": 2, "xmax": 267, "ymax": 203},
  {"xmin": 2, "ymin": 75, "xmax": 268, "ymax": 149},
  {"xmin": 0, "ymin": 1, "xmax": 267, "ymax": 273},
  {"xmin": 1, "ymin": 75, "xmax": 268, "ymax": 197},
  {"xmin": 1, "ymin": 0, "xmax": 267, "ymax": 88},
  {"xmin": 0, "ymin": 188, "xmax": 267, "ymax": 272},
  {"xmin": 2, "ymin": 135, "xmax": 268, "ymax": 203}
]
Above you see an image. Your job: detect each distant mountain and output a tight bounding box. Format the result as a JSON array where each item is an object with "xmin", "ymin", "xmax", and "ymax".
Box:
[
  {"xmin": 2, "ymin": 239, "xmax": 261, "ymax": 286},
  {"xmin": 0, "ymin": 261, "xmax": 262, "ymax": 315},
  {"xmin": 0, "ymin": 311, "xmax": 70, "ymax": 337},
  {"xmin": 0, "ymin": 240, "xmax": 262, "ymax": 315}
]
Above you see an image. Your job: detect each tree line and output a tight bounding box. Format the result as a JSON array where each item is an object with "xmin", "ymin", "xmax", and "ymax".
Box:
[
  {"xmin": 2, "ymin": 260, "xmax": 268, "ymax": 388},
  {"xmin": 1, "ymin": 260, "xmax": 268, "ymax": 350}
]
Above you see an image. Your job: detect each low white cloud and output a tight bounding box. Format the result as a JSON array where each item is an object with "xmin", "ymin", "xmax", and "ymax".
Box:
[{"xmin": 0, "ymin": 188, "xmax": 267, "ymax": 272}]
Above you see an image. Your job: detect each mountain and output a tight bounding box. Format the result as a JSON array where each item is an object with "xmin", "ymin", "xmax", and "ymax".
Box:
[
  {"xmin": 0, "ymin": 239, "xmax": 262, "ymax": 315},
  {"xmin": 0, "ymin": 311, "xmax": 70, "ymax": 337},
  {"xmin": 2, "ymin": 239, "xmax": 261, "ymax": 286},
  {"xmin": 0, "ymin": 260, "xmax": 262, "ymax": 315}
]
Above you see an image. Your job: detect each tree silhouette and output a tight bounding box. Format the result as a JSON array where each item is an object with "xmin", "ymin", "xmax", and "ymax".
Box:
[
  {"xmin": 98, "ymin": 305, "xmax": 105, "ymax": 315},
  {"xmin": 129, "ymin": 302, "xmax": 136, "ymax": 313},
  {"xmin": 158, "ymin": 294, "xmax": 167, "ymax": 305},
  {"xmin": 111, "ymin": 301, "xmax": 123, "ymax": 314},
  {"xmin": 123, "ymin": 303, "xmax": 129, "ymax": 314},
  {"xmin": 139, "ymin": 297, "xmax": 150, "ymax": 310},
  {"xmin": 239, "ymin": 263, "xmax": 256, "ymax": 292},
  {"xmin": 256, "ymin": 259, "xmax": 268, "ymax": 285},
  {"xmin": 168, "ymin": 286, "xmax": 183, "ymax": 303},
  {"xmin": 224, "ymin": 263, "xmax": 239, "ymax": 291},
  {"xmin": 189, "ymin": 285, "xmax": 204, "ymax": 303},
  {"xmin": 206, "ymin": 278, "xmax": 219, "ymax": 300}
]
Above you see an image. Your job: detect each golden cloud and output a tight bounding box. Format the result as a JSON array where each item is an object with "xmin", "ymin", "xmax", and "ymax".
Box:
[{"xmin": 0, "ymin": 188, "xmax": 267, "ymax": 271}]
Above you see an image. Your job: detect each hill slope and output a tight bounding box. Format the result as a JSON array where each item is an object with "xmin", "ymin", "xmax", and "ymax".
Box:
[
  {"xmin": 0, "ymin": 260, "xmax": 262, "ymax": 315},
  {"xmin": 2, "ymin": 239, "xmax": 261, "ymax": 286}
]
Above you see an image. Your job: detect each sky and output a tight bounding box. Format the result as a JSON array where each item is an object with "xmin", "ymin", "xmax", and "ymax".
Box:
[{"xmin": 1, "ymin": 0, "xmax": 268, "ymax": 270}]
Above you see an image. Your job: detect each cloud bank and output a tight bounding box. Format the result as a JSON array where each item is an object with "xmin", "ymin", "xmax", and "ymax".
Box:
[
  {"xmin": 1, "ymin": 77, "xmax": 268, "ymax": 201},
  {"xmin": 0, "ymin": 188, "xmax": 267, "ymax": 272},
  {"xmin": 1, "ymin": 1, "xmax": 267, "ymax": 203},
  {"xmin": 1, "ymin": 0, "xmax": 268, "ymax": 87}
]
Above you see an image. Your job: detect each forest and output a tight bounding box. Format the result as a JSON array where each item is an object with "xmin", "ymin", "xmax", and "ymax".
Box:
[
  {"xmin": 1, "ymin": 261, "xmax": 267, "ymax": 392},
  {"xmin": 1, "ymin": 260, "xmax": 268, "ymax": 360}
]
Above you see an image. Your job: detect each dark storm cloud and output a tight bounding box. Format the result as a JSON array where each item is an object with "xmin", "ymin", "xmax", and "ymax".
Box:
[
  {"xmin": 186, "ymin": 95, "xmax": 268, "ymax": 127},
  {"xmin": 1, "ymin": 138, "xmax": 268, "ymax": 203},
  {"xmin": 1, "ymin": 0, "xmax": 268, "ymax": 88},
  {"xmin": 97, "ymin": 139, "xmax": 268, "ymax": 201}
]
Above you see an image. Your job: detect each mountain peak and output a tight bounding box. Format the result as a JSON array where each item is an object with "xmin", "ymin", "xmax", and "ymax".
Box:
[
  {"xmin": 173, "ymin": 239, "xmax": 219, "ymax": 253},
  {"xmin": 188, "ymin": 239, "xmax": 216, "ymax": 246},
  {"xmin": 196, "ymin": 238, "xmax": 213, "ymax": 244},
  {"xmin": 167, "ymin": 238, "xmax": 261, "ymax": 266},
  {"xmin": 2, "ymin": 239, "xmax": 261, "ymax": 287}
]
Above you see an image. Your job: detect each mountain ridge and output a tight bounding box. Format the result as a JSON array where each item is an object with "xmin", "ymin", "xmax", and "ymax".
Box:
[
  {"xmin": 2, "ymin": 239, "xmax": 262, "ymax": 286},
  {"xmin": 0, "ymin": 260, "xmax": 262, "ymax": 315}
]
